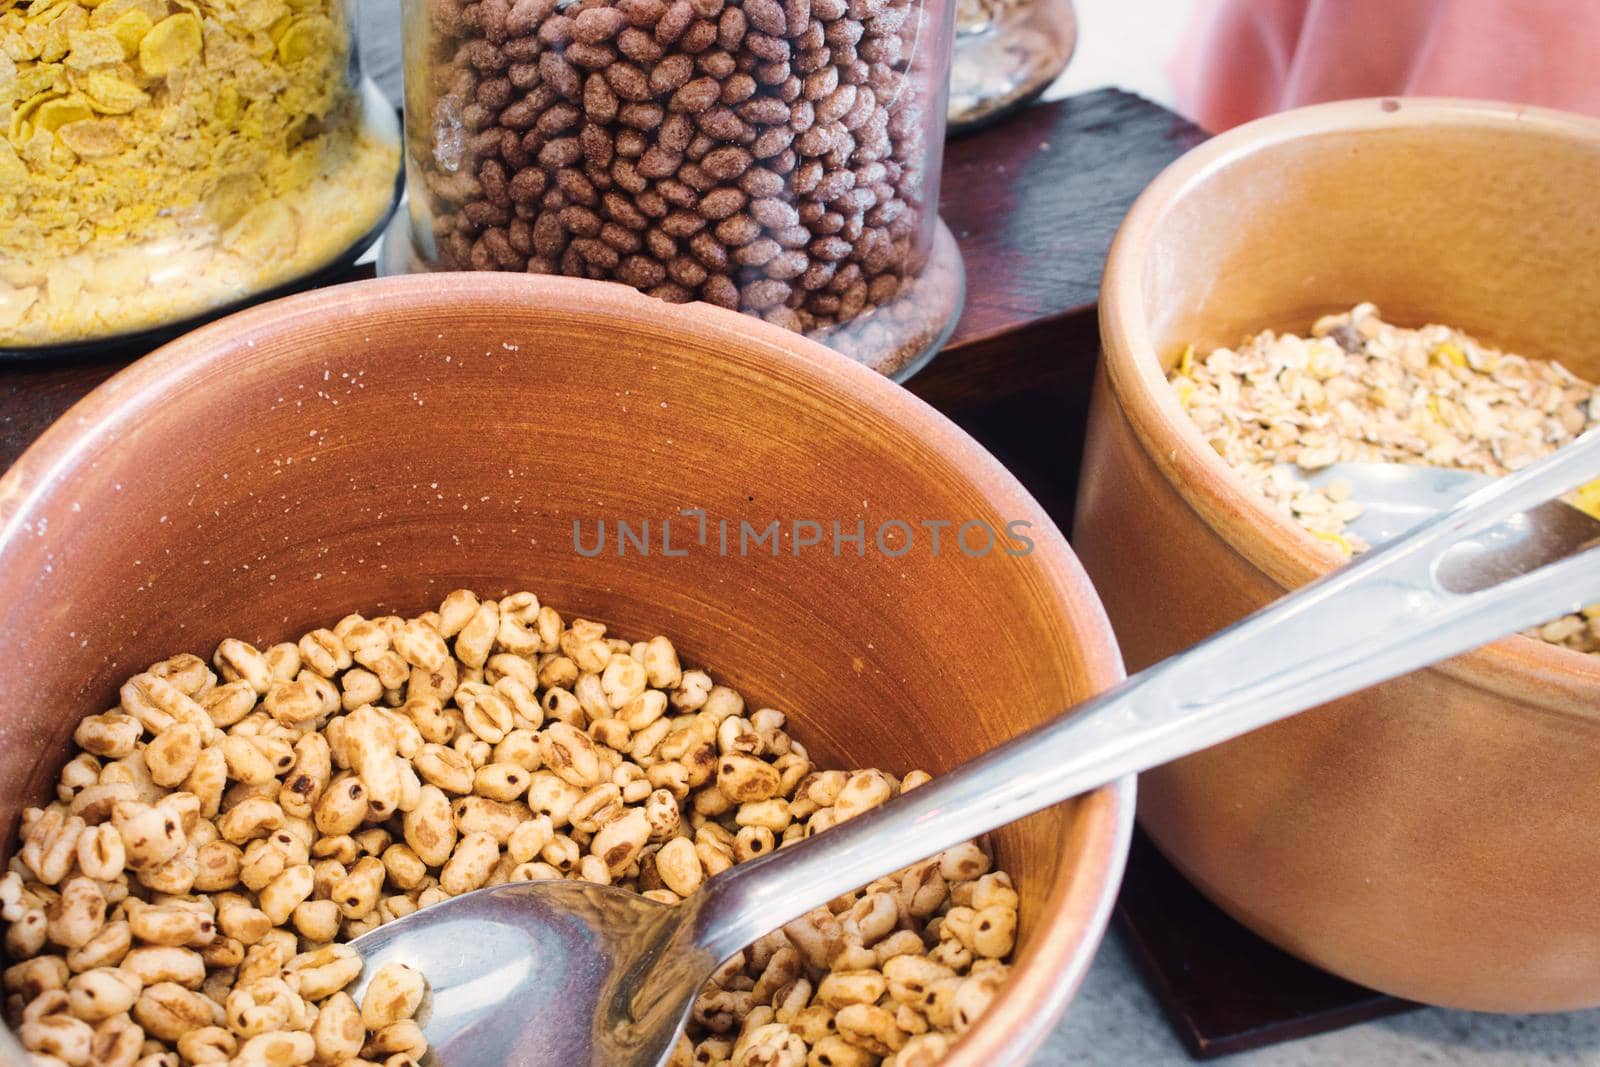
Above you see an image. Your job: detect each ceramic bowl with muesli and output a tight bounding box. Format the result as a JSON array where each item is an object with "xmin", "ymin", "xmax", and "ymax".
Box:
[{"xmin": 1081, "ymin": 97, "xmax": 1600, "ymax": 1012}]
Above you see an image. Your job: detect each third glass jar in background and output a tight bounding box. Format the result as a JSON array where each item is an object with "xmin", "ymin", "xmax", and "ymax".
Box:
[
  {"xmin": 391, "ymin": 0, "xmax": 964, "ymax": 378},
  {"xmin": 948, "ymin": 0, "xmax": 1074, "ymax": 131}
]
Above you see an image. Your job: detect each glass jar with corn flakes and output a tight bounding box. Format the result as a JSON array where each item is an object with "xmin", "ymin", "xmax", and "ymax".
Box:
[{"xmin": 0, "ymin": 0, "xmax": 401, "ymax": 350}]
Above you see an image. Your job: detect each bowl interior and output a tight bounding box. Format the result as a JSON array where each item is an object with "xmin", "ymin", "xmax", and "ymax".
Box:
[
  {"xmin": 0, "ymin": 274, "xmax": 1127, "ymax": 1063},
  {"xmin": 1106, "ymin": 99, "xmax": 1600, "ymax": 656},
  {"xmin": 1133, "ymin": 100, "xmax": 1600, "ymax": 381}
]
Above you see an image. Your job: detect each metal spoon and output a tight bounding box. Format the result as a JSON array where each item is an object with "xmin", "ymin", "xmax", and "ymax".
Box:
[
  {"xmin": 349, "ymin": 432, "xmax": 1600, "ymax": 1067},
  {"xmin": 1290, "ymin": 461, "xmax": 1600, "ymax": 555}
]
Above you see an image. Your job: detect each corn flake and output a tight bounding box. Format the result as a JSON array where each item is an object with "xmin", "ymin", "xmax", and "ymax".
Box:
[
  {"xmin": 1575, "ymin": 479, "xmax": 1600, "ymax": 521},
  {"xmin": 81, "ymin": 68, "xmax": 146, "ymax": 111},
  {"xmin": 87, "ymin": 0, "xmax": 160, "ymax": 28},
  {"xmin": 39, "ymin": 6, "xmax": 86, "ymax": 63},
  {"xmin": 135, "ymin": 9, "xmax": 196, "ymax": 73},
  {"xmin": 32, "ymin": 86, "xmax": 86, "ymax": 127},
  {"xmin": 9, "ymin": 87, "xmax": 53, "ymax": 140},
  {"xmin": 274, "ymin": 10, "xmax": 328, "ymax": 63},
  {"xmin": 55, "ymin": 112, "xmax": 117, "ymax": 153},
  {"xmin": 0, "ymin": 282, "xmax": 39, "ymax": 329},
  {"xmin": 234, "ymin": 0, "xmax": 286, "ymax": 32},
  {"xmin": 13, "ymin": 60, "xmax": 60, "ymax": 96},
  {"xmin": 105, "ymin": 6, "xmax": 148, "ymax": 50},
  {"xmin": 61, "ymin": 23, "xmax": 117, "ymax": 64}
]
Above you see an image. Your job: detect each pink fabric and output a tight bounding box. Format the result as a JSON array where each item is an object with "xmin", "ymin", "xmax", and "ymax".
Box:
[{"xmin": 1169, "ymin": 0, "xmax": 1600, "ymax": 132}]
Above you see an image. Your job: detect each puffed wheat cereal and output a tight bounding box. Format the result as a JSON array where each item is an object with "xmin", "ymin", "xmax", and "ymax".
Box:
[{"xmin": 1, "ymin": 591, "xmax": 1020, "ymax": 1065}]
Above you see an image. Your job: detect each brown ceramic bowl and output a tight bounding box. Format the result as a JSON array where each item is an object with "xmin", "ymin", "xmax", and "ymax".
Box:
[
  {"xmin": 0, "ymin": 274, "xmax": 1131, "ymax": 1063},
  {"xmin": 1078, "ymin": 98, "xmax": 1600, "ymax": 1012}
]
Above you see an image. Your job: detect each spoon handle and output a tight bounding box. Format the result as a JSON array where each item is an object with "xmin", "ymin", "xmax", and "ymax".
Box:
[{"xmin": 688, "ymin": 431, "xmax": 1600, "ymax": 963}]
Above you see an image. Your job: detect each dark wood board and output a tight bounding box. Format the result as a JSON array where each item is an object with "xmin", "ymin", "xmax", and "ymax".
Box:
[
  {"xmin": 1119, "ymin": 831, "xmax": 1415, "ymax": 1059},
  {"xmin": 0, "ymin": 87, "xmax": 1409, "ymax": 1059}
]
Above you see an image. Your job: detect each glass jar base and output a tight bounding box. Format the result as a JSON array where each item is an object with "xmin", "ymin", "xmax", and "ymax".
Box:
[{"xmin": 381, "ymin": 212, "xmax": 964, "ymax": 384}]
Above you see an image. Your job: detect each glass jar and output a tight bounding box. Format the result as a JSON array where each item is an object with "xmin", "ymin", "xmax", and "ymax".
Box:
[
  {"xmin": 0, "ymin": 0, "xmax": 401, "ymax": 351},
  {"xmin": 390, "ymin": 0, "xmax": 964, "ymax": 379},
  {"xmin": 948, "ymin": 0, "xmax": 1074, "ymax": 132}
]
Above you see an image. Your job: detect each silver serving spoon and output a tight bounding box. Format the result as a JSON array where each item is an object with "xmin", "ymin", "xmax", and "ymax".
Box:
[{"xmin": 348, "ymin": 433, "xmax": 1600, "ymax": 1067}]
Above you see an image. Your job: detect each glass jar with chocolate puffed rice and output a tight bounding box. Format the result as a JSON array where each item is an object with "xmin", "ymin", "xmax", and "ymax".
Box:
[
  {"xmin": 0, "ymin": 0, "xmax": 401, "ymax": 351},
  {"xmin": 388, "ymin": 0, "xmax": 965, "ymax": 379}
]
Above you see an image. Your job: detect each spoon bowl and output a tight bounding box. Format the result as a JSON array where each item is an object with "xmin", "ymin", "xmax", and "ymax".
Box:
[
  {"xmin": 1285, "ymin": 462, "xmax": 1600, "ymax": 589},
  {"xmin": 348, "ymin": 881, "xmax": 693, "ymax": 1066},
  {"xmin": 1291, "ymin": 462, "xmax": 1491, "ymax": 546}
]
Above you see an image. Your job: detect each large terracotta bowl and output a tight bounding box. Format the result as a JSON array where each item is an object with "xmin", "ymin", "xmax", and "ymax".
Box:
[
  {"xmin": 0, "ymin": 274, "xmax": 1132, "ymax": 1063},
  {"xmin": 1078, "ymin": 98, "xmax": 1600, "ymax": 1012}
]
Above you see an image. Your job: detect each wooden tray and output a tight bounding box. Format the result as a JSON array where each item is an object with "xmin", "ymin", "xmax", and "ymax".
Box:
[{"xmin": 1119, "ymin": 830, "xmax": 1414, "ymax": 1058}]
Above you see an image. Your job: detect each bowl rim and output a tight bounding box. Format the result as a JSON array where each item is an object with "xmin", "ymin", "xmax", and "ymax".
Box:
[
  {"xmin": 1099, "ymin": 95, "xmax": 1600, "ymax": 722},
  {"xmin": 0, "ymin": 272, "xmax": 1135, "ymax": 1067}
]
